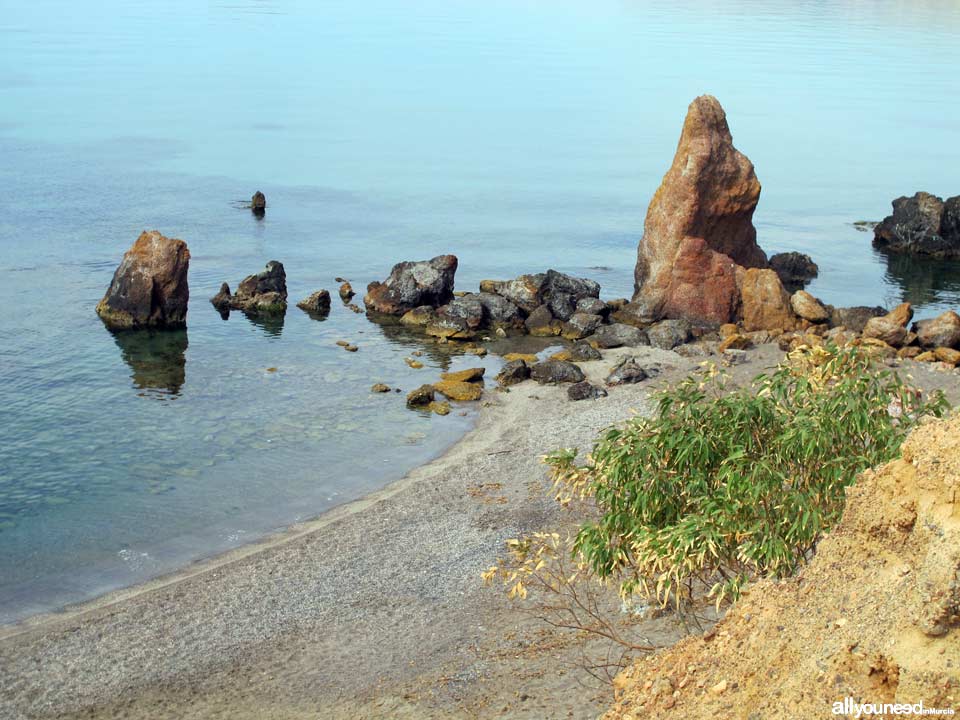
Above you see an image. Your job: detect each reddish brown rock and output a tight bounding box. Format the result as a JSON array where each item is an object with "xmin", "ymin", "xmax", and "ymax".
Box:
[
  {"xmin": 739, "ymin": 268, "xmax": 796, "ymax": 332},
  {"xmin": 633, "ymin": 95, "xmax": 768, "ymax": 324},
  {"xmin": 96, "ymin": 230, "xmax": 190, "ymax": 330}
]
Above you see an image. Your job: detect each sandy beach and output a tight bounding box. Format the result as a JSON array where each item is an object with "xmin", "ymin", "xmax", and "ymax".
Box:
[
  {"xmin": 2, "ymin": 343, "xmax": 958, "ymax": 720},
  {"xmin": 0, "ymin": 345, "xmax": 703, "ymax": 720}
]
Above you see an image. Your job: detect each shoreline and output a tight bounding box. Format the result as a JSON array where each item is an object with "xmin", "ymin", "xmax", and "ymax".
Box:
[
  {"xmin": 2, "ymin": 344, "xmax": 957, "ymax": 720},
  {"xmin": 0, "ymin": 344, "xmax": 698, "ymax": 720}
]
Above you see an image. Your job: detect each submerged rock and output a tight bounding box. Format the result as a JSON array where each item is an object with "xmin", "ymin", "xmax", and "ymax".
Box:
[
  {"xmin": 297, "ymin": 289, "xmax": 331, "ymax": 317},
  {"xmin": 96, "ymin": 230, "xmax": 191, "ymax": 330},
  {"xmin": 568, "ymin": 381, "xmax": 607, "ymax": 401},
  {"xmin": 364, "ymin": 255, "xmax": 458, "ymax": 315},
  {"xmin": 633, "ymin": 95, "xmax": 768, "ymax": 325},
  {"xmin": 530, "ymin": 360, "xmax": 585, "ymax": 384}
]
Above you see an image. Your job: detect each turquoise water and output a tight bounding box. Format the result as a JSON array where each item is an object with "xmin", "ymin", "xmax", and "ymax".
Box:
[{"xmin": 2, "ymin": 0, "xmax": 959, "ymax": 624}]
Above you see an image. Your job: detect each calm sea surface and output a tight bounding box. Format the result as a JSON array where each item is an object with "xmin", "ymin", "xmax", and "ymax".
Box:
[{"xmin": 1, "ymin": 0, "xmax": 959, "ymax": 623}]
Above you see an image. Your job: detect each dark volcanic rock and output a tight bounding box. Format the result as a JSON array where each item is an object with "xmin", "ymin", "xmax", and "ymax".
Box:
[
  {"xmin": 530, "ymin": 359, "xmax": 585, "ymax": 384},
  {"xmin": 562, "ymin": 312, "xmax": 603, "ymax": 340},
  {"xmin": 769, "ymin": 252, "xmax": 819, "ymax": 290},
  {"xmin": 217, "ymin": 260, "xmax": 288, "ymax": 313},
  {"xmin": 364, "ymin": 255, "xmax": 458, "ymax": 315},
  {"xmin": 590, "ymin": 323, "xmax": 649, "ymax": 349},
  {"xmin": 495, "ymin": 359, "xmax": 531, "ymax": 387},
  {"xmin": 829, "ymin": 305, "xmax": 885, "ymax": 333},
  {"xmin": 646, "ymin": 319, "xmax": 692, "ymax": 350},
  {"xmin": 605, "ymin": 357, "xmax": 650, "ymax": 386},
  {"xmin": 297, "ymin": 290, "xmax": 331, "ymax": 317},
  {"xmin": 576, "ymin": 297, "xmax": 609, "ymax": 316},
  {"xmin": 567, "ymin": 342, "xmax": 603, "ymax": 361},
  {"xmin": 568, "ymin": 381, "xmax": 608, "ymax": 401},
  {"xmin": 96, "ymin": 230, "xmax": 191, "ymax": 330},
  {"xmin": 524, "ymin": 304, "xmax": 558, "ymax": 336},
  {"xmin": 438, "ymin": 295, "xmax": 484, "ymax": 331},
  {"xmin": 483, "ymin": 270, "xmax": 600, "ymax": 317},
  {"xmin": 873, "ymin": 192, "xmax": 960, "ymax": 257},
  {"xmin": 548, "ymin": 293, "xmax": 577, "ymax": 322},
  {"xmin": 475, "ymin": 292, "xmax": 523, "ymax": 327}
]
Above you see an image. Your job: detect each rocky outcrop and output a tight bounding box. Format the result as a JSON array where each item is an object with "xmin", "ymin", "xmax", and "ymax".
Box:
[
  {"xmin": 874, "ymin": 192, "xmax": 960, "ymax": 257},
  {"xmin": 96, "ymin": 230, "xmax": 190, "ymax": 330},
  {"xmin": 364, "ymin": 255, "xmax": 458, "ymax": 315},
  {"xmin": 633, "ymin": 95, "xmax": 768, "ymax": 325},
  {"xmin": 297, "ymin": 290, "xmax": 331, "ymax": 317},
  {"xmin": 211, "ymin": 261, "xmax": 287, "ymax": 314},
  {"xmin": 769, "ymin": 251, "xmax": 819, "ymax": 290}
]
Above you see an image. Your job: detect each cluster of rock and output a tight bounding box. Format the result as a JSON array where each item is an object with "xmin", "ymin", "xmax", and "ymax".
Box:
[
  {"xmin": 405, "ymin": 367, "xmax": 486, "ymax": 415},
  {"xmin": 211, "ymin": 260, "xmax": 288, "ymax": 315},
  {"xmin": 96, "ymin": 230, "xmax": 191, "ymax": 330},
  {"xmin": 873, "ymin": 191, "xmax": 960, "ymax": 257}
]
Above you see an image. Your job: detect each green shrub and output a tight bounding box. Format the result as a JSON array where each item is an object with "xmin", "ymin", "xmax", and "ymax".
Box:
[{"xmin": 546, "ymin": 344, "xmax": 948, "ymax": 608}]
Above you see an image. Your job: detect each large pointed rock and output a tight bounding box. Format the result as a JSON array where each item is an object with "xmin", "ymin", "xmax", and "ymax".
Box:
[
  {"xmin": 633, "ymin": 95, "xmax": 768, "ymax": 325},
  {"xmin": 96, "ymin": 230, "xmax": 190, "ymax": 329},
  {"xmin": 363, "ymin": 255, "xmax": 458, "ymax": 315}
]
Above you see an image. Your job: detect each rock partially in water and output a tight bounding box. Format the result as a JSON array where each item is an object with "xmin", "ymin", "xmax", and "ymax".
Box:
[
  {"xmin": 339, "ymin": 282, "xmax": 355, "ymax": 302},
  {"xmin": 251, "ymin": 190, "xmax": 266, "ymax": 210},
  {"xmin": 428, "ymin": 400, "xmax": 452, "ymax": 415},
  {"xmin": 371, "ymin": 383, "xmax": 391, "ymax": 393},
  {"xmin": 475, "ymin": 292, "xmax": 523, "ymax": 327},
  {"xmin": 829, "ymin": 305, "xmax": 885, "ymax": 333},
  {"xmin": 400, "ymin": 306, "xmax": 437, "ymax": 327},
  {"xmin": 769, "ymin": 252, "xmax": 819, "ymax": 290},
  {"xmin": 646, "ymin": 319, "xmax": 692, "ymax": 350},
  {"xmin": 406, "ymin": 384, "xmax": 435, "ymax": 407},
  {"xmin": 604, "ymin": 356, "xmax": 650, "ymax": 386},
  {"xmin": 212, "ymin": 260, "xmax": 288, "ymax": 314},
  {"xmin": 524, "ymin": 304, "xmax": 561, "ymax": 337},
  {"xmin": 914, "ymin": 310, "xmax": 960, "ymax": 349},
  {"xmin": 568, "ymin": 381, "xmax": 608, "ymax": 401},
  {"xmin": 433, "ymin": 379, "xmax": 483, "ymax": 401},
  {"xmin": 873, "ymin": 192, "xmax": 960, "ymax": 257},
  {"xmin": 297, "ymin": 289, "xmax": 331, "ymax": 317},
  {"xmin": 496, "ymin": 359, "xmax": 531, "ymax": 387},
  {"xmin": 440, "ymin": 367, "xmax": 485, "ymax": 383},
  {"xmin": 633, "ymin": 95, "xmax": 768, "ymax": 325},
  {"xmin": 590, "ymin": 323, "xmax": 649, "ymax": 349},
  {"xmin": 364, "ymin": 255, "xmax": 458, "ymax": 315},
  {"xmin": 530, "ymin": 359, "xmax": 585, "ymax": 384},
  {"xmin": 96, "ymin": 230, "xmax": 190, "ymax": 330}
]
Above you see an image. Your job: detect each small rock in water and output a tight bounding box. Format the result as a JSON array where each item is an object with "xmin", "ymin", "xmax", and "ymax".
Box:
[
  {"xmin": 568, "ymin": 381, "xmax": 607, "ymax": 401},
  {"xmin": 371, "ymin": 383, "xmax": 391, "ymax": 393},
  {"xmin": 406, "ymin": 385, "xmax": 435, "ymax": 407},
  {"xmin": 250, "ymin": 190, "xmax": 266, "ymax": 213},
  {"xmin": 335, "ymin": 276, "xmax": 347, "ymax": 283},
  {"xmin": 336, "ymin": 340, "xmax": 350, "ymax": 347},
  {"xmin": 428, "ymin": 401, "xmax": 451, "ymax": 416},
  {"xmin": 440, "ymin": 367, "xmax": 485, "ymax": 383},
  {"xmin": 433, "ymin": 380, "xmax": 483, "ymax": 401},
  {"xmin": 344, "ymin": 344, "xmax": 359, "ymax": 352},
  {"xmin": 405, "ymin": 357, "xmax": 424, "ymax": 369},
  {"xmin": 339, "ymin": 282, "xmax": 355, "ymax": 302},
  {"xmin": 296, "ymin": 289, "xmax": 332, "ymax": 317}
]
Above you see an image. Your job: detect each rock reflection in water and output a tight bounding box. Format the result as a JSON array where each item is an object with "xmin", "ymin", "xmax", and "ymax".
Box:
[
  {"xmin": 243, "ymin": 310, "xmax": 285, "ymax": 338},
  {"xmin": 110, "ymin": 328, "xmax": 188, "ymax": 397},
  {"xmin": 876, "ymin": 248, "xmax": 960, "ymax": 310}
]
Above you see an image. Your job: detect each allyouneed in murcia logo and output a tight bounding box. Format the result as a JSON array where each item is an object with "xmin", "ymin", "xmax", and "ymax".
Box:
[{"xmin": 832, "ymin": 698, "xmax": 956, "ymax": 717}]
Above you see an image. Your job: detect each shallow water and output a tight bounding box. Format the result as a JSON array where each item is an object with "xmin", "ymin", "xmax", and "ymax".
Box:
[{"xmin": 1, "ymin": 0, "xmax": 959, "ymax": 624}]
